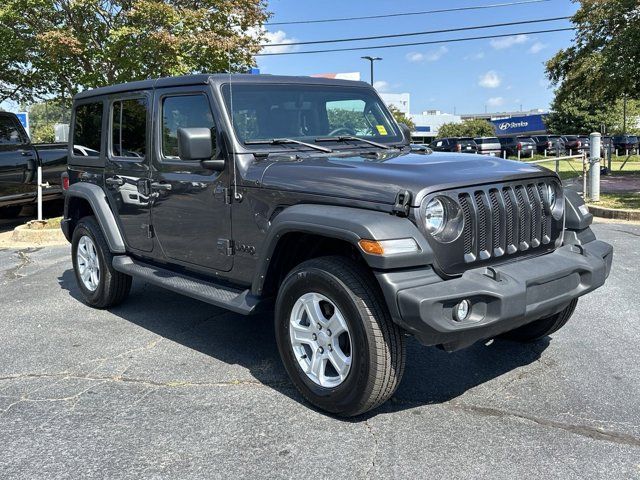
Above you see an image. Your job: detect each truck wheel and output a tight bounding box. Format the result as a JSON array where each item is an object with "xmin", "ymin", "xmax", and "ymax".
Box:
[
  {"xmin": 275, "ymin": 256, "xmax": 406, "ymax": 417},
  {"xmin": 71, "ymin": 216, "xmax": 131, "ymax": 308},
  {"xmin": 501, "ymin": 299, "xmax": 578, "ymax": 342},
  {"xmin": 0, "ymin": 206, "xmax": 22, "ymax": 219}
]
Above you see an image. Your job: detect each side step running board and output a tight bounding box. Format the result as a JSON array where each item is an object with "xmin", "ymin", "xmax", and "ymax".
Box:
[{"xmin": 112, "ymin": 256, "xmax": 261, "ymax": 315}]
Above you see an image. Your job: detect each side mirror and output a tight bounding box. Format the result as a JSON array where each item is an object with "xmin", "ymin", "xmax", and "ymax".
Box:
[
  {"xmin": 397, "ymin": 123, "xmax": 412, "ymax": 144},
  {"xmin": 177, "ymin": 127, "xmax": 224, "ymax": 170}
]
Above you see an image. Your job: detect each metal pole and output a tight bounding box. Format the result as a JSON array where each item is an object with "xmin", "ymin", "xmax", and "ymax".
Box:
[
  {"xmin": 623, "ymin": 95, "xmax": 627, "ymax": 133},
  {"xmin": 583, "ymin": 152, "xmax": 588, "ymax": 201},
  {"xmin": 37, "ymin": 165, "xmax": 43, "ymax": 221},
  {"xmin": 589, "ymin": 132, "xmax": 601, "ymax": 202},
  {"xmin": 361, "ymin": 56, "xmax": 382, "ymax": 86}
]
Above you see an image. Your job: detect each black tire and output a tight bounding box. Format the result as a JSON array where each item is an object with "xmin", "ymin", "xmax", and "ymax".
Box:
[
  {"xmin": 71, "ymin": 216, "xmax": 131, "ymax": 308},
  {"xmin": 0, "ymin": 205, "xmax": 22, "ymax": 219},
  {"xmin": 275, "ymin": 256, "xmax": 406, "ymax": 417},
  {"xmin": 501, "ymin": 299, "xmax": 578, "ymax": 342}
]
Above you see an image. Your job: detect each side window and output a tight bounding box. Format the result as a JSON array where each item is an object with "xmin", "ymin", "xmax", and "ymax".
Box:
[
  {"xmin": 0, "ymin": 115, "xmax": 28, "ymax": 146},
  {"xmin": 73, "ymin": 102, "xmax": 102, "ymax": 155},
  {"xmin": 111, "ymin": 98, "xmax": 147, "ymax": 158},
  {"xmin": 436, "ymin": 141, "xmax": 443, "ymax": 147},
  {"xmin": 161, "ymin": 95, "xmax": 215, "ymax": 158}
]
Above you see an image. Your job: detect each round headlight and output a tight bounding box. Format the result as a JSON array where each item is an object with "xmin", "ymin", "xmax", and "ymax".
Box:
[
  {"xmin": 546, "ymin": 182, "xmax": 564, "ymax": 220},
  {"xmin": 422, "ymin": 196, "xmax": 465, "ymax": 243},
  {"xmin": 424, "ymin": 198, "xmax": 446, "ymax": 235}
]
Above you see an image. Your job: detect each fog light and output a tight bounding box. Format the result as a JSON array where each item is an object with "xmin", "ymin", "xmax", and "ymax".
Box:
[{"xmin": 453, "ymin": 299, "xmax": 471, "ymax": 322}]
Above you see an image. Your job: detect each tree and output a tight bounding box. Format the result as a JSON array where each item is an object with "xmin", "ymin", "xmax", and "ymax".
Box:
[
  {"xmin": 546, "ymin": 0, "xmax": 640, "ymax": 102},
  {"xmin": 0, "ymin": 0, "xmax": 269, "ymax": 103},
  {"xmin": 438, "ymin": 118, "xmax": 494, "ymax": 138},
  {"xmin": 388, "ymin": 105, "xmax": 415, "ymax": 130},
  {"xmin": 546, "ymin": 92, "xmax": 640, "ymax": 135},
  {"xmin": 23, "ymin": 99, "xmax": 72, "ymax": 143}
]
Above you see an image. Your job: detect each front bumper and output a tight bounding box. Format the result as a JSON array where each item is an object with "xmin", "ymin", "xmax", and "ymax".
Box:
[{"xmin": 377, "ymin": 240, "xmax": 613, "ymax": 351}]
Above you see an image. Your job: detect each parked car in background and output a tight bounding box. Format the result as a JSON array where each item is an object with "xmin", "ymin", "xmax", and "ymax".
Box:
[
  {"xmin": 0, "ymin": 112, "xmax": 67, "ymax": 218},
  {"xmin": 577, "ymin": 135, "xmax": 591, "ymax": 152},
  {"xmin": 561, "ymin": 135, "xmax": 583, "ymax": 154},
  {"xmin": 531, "ymin": 135, "xmax": 565, "ymax": 155},
  {"xmin": 611, "ymin": 134, "xmax": 639, "ymax": 154},
  {"xmin": 429, "ymin": 137, "xmax": 478, "ymax": 153},
  {"xmin": 499, "ymin": 136, "xmax": 536, "ymax": 157},
  {"xmin": 474, "ymin": 137, "xmax": 501, "ymax": 156}
]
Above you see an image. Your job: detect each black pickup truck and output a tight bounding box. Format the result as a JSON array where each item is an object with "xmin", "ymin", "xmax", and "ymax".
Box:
[
  {"xmin": 61, "ymin": 74, "xmax": 613, "ymax": 416},
  {"xmin": 0, "ymin": 112, "xmax": 67, "ymax": 218}
]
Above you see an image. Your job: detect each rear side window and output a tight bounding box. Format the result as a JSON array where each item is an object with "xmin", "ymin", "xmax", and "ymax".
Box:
[
  {"xmin": 73, "ymin": 102, "xmax": 102, "ymax": 154},
  {"xmin": 112, "ymin": 98, "xmax": 147, "ymax": 158},
  {"xmin": 0, "ymin": 115, "xmax": 27, "ymax": 145},
  {"xmin": 161, "ymin": 95, "xmax": 215, "ymax": 158}
]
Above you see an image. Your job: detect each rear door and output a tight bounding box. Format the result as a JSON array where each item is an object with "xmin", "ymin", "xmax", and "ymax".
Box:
[
  {"xmin": 149, "ymin": 86, "xmax": 232, "ymax": 272},
  {"xmin": 103, "ymin": 93, "xmax": 154, "ymax": 252},
  {"xmin": 0, "ymin": 113, "xmax": 37, "ymax": 202}
]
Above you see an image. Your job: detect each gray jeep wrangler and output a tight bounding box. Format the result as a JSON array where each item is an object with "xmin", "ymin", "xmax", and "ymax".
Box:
[{"xmin": 61, "ymin": 74, "xmax": 613, "ymax": 416}]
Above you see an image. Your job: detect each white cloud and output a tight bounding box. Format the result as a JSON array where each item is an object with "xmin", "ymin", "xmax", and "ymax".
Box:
[
  {"xmin": 478, "ymin": 70, "xmax": 502, "ymax": 88},
  {"xmin": 373, "ymin": 81, "xmax": 390, "ymax": 92},
  {"xmin": 528, "ymin": 41, "xmax": 547, "ymax": 54},
  {"xmin": 406, "ymin": 46, "xmax": 448, "ymax": 63},
  {"xmin": 490, "ymin": 34, "xmax": 529, "ymax": 50},
  {"xmin": 406, "ymin": 52, "xmax": 425, "ymax": 62},
  {"xmin": 261, "ymin": 30, "xmax": 298, "ymax": 54},
  {"xmin": 487, "ymin": 97, "xmax": 505, "ymax": 107}
]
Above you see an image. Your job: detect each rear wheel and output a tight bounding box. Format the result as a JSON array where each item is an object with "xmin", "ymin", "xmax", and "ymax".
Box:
[
  {"xmin": 72, "ymin": 216, "xmax": 131, "ymax": 308},
  {"xmin": 275, "ymin": 256, "xmax": 406, "ymax": 417},
  {"xmin": 501, "ymin": 299, "xmax": 578, "ymax": 342}
]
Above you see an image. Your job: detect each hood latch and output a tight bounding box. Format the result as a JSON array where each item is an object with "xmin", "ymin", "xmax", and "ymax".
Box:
[{"xmin": 392, "ymin": 190, "xmax": 411, "ymax": 217}]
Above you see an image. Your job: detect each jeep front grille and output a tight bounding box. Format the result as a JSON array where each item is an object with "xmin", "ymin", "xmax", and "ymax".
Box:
[
  {"xmin": 459, "ymin": 182, "xmax": 554, "ymax": 262},
  {"xmin": 424, "ymin": 178, "xmax": 563, "ymax": 275}
]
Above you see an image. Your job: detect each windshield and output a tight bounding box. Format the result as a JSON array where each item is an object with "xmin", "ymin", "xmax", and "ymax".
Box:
[{"xmin": 221, "ymin": 83, "xmax": 402, "ymax": 146}]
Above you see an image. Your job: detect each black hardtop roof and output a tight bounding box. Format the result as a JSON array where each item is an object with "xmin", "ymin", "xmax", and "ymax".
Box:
[{"xmin": 73, "ymin": 74, "xmax": 371, "ymax": 101}]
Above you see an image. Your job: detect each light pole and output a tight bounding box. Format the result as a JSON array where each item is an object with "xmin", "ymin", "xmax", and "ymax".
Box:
[{"xmin": 361, "ymin": 56, "xmax": 382, "ymax": 86}]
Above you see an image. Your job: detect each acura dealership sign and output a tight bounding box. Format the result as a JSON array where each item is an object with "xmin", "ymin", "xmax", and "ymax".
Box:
[{"xmin": 491, "ymin": 114, "xmax": 547, "ymax": 136}]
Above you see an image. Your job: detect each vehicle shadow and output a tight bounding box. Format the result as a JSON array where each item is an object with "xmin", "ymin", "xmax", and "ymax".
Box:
[{"xmin": 57, "ymin": 268, "xmax": 549, "ymax": 419}]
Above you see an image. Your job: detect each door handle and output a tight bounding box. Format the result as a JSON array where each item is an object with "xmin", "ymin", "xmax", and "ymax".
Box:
[
  {"xmin": 20, "ymin": 150, "xmax": 34, "ymax": 157},
  {"xmin": 105, "ymin": 176, "xmax": 124, "ymax": 187},
  {"xmin": 151, "ymin": 181, "xmax": 172, "ymax": 191}
]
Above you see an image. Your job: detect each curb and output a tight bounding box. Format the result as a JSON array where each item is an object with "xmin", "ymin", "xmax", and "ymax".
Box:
[
  {"xmin": 11, "ymin": 224, "xmax": 66, "ymax": 244},
  {"xmin": 588, "ymin": 205, "xmax": 640, "ymax": 222}
]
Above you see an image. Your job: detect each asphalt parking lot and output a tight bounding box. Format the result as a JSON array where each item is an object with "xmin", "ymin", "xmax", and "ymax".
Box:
[{"xmin": 0, "ymin": 221, "xmax": 639, "ymax": 479}]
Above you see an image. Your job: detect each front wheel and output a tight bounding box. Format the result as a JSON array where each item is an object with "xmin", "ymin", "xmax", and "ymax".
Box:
[
  {"xmin": 501, "ymin": 299, "xmax": 578, "ymax": 342},
  {"xmin": 71, "ymin": 216, "xmax": 131, "ymax": 308},
  {"xmin": 275, "ymin": 256, "xmax": 406, "ymax": 417}
]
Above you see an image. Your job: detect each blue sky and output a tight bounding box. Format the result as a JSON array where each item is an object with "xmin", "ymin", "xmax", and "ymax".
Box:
[{"xmin": 258, "ymin": 0, "xmax": 578, "ymax": 115}]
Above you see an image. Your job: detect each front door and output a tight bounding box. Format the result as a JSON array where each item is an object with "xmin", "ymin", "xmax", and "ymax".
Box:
[
  {"xmin": 0, "ymin": 114, "xmax": 36, "ymax": 202},
  {"xmin": 103, "ymin": 93, "xmax": 153, "ymax": 252},
  {"xmin": 149, "ymin": 87, "xmax": 232, "ymax": 272}
]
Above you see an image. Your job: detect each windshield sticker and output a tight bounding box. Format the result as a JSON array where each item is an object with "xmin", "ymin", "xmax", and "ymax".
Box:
[{"xmin": 376, "ymin": 125, "xmax": 388, "ymax": 135}]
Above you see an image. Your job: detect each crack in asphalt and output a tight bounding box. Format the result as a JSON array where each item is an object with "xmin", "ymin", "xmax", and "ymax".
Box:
[
  {"xmin": 448, "ymin": 402, "xmax": 640, "ymax": 448},
  {"xmin": 3, "ymin": 249, "xmax": 34, "ymax": 280},
  {"xmin": 613, "ymin": 229, "xmax": 640, "ymax": 238},
  {"xmin": 363, "ymin": 419, "xmax": 379, "ymax": 479}
]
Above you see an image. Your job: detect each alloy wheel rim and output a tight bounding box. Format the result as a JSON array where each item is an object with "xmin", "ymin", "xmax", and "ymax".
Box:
[
  {"xmin": 77, "ymin": 235, "xmax": 100, "ymax": 292},
  {"xmin": 289, "ymin": 292, "xmax": 352, "ymax": 388}
]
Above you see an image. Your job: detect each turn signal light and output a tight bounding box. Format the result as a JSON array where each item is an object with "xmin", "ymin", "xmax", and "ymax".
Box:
[
  {"xmin": 358, "ymin": 238, "xmax": 420, "ymax": 256},
  {"xmin": 359, "ymin": 239, "xmax": 384, "ymax": 255}
]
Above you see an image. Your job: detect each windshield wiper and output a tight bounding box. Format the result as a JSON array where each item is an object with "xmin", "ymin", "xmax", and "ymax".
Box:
[
  {"xmin": 244, "ymin": 138, "xmax": 333, "ymax": 153},
  {"xmin": 315, "ymin": 135, "xmax": 391, "ymax": 150}
]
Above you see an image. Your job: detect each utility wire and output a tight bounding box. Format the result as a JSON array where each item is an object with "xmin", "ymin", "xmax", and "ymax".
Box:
[
  {"xmin": 261, "ymin": 16, "xmax": 570, "ymax": 47},
  {"xmin": 256, "ymin": 27, "xmax": 575, "ymax": 56},
  {"xmin": 266, "ymin": 0, "xmax": 550, "ymax": 26}
]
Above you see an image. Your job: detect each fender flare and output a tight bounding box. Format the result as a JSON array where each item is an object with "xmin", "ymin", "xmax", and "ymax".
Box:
[
  {"xmin": 64, "ymin": 182, "xmax": 126, "ymax": 253},
  {"xmin": 251, "ymin": 204, "xmax": 433, "ymax": 294},
  {"xmin": 564, "ymin": 189, "xmax": 593, "ymax": 230}
]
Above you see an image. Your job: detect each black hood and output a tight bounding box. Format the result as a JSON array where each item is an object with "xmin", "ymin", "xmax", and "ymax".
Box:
[{"xmin": 252, "ymin": 150, "xmax": 555, "ymax": 207}]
